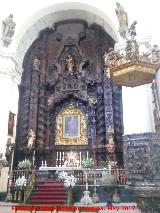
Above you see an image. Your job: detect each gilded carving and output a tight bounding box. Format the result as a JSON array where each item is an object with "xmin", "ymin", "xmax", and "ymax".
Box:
[{"xmin": 55, "ymin": 105, "xmax": 88, "ymax": 145}]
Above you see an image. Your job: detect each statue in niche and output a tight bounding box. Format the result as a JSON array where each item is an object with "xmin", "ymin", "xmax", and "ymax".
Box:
[
  {"xmin": 27, "ymin": 129, "xmax": 36, "ymax": 151},
  {"xmin": 79, "ymin": 58, "xmax": 89, "ymax": 78},
  {"xmin": 65, "ymin": 54, "xmax": 75, "ymax": 74},
  {"xmin": 2, "ymin": 14, "xmax": 16, "ymax": 47},
  {"xmin": 115, "ymin": 2, "xmax": 128, "ymax": 39},
  {"xmin": 32, "ymin": 56, "xmax": 40, "ymax": 71}
]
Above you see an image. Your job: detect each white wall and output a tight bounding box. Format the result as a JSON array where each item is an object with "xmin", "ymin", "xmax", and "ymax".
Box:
[
  {"xmin": 122, "ymin": 84, "xmax": 155, "ymax": 134},
  {"xmin": 0, "ymin": 75, "xmax": 19, "ymax": 157}
]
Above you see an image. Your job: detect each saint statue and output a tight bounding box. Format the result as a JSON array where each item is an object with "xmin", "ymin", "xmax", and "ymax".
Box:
[
  {"xmin": 65, "ymin": 54, "xmax": 75, "ymax": 74},
  {"xmin": 129, "ymin": 21, "xmax": 137, "ymax": 39},
  {"xmin": 152, "ymin": 45, "xmax": 160, "ymax": 64},
  {"xmin": 32, "ymin": 56, "xmax": 40, "ymax": 71},
  {"xmin": 106, "ymin": 136, "xmax": 115, "ymax": 154},
  {"xmin": 2, "ymin": 14, "xmax": 16, "ymax": 46},
  {"xmin": 27, "ymin": 129, "xmax": 36, "ymax": 151},
  {"xmin": 106, "ymin": 126, "xmax": 115, "ymax": 154},
  {"xmin": 115, "ymin": 2, "xmax": 128, "ymax": 39}
]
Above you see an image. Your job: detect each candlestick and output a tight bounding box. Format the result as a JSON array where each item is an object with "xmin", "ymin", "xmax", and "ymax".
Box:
[
  {"xmin": 87, "ymin": 151, "xmax": 89, "ymax": 160},
  {"xmin": 41, "ymin": 161, "xmax": 44, "ymax": 167},
  {"xmin": 44, "ymin": 161, "xmax": 47, "ymax": 167}
]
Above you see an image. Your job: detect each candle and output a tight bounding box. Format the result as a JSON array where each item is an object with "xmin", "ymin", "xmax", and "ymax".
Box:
[
  {"xmin": 45, "ymin": 161, "xmax": 47, "ymax": 166},
  {"xmin": 80, "ymin": 152, "xmax": 81, "ymax": 166},
  {"xmin": 86, "ymin": 182, "xmax": 88, "ymax": 191},
  {"xmin": 62, "ymin": 152, "xmax": 64, "ymax": 161},
  {"xmin": 60, "ymin": 152, "xmax": 61, "ymax": 166},
  {"xmin": 87, "ymin": 151, "xmax": 89, "ymax": 160},
  {"xmin": 42, "ymin": 161, "xmax": 44, "ymax": 166}
]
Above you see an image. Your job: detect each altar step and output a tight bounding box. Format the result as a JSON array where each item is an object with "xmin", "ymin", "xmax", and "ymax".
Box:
[{"xmin": 29, "ymin": 181, "xmax": 67, "ymax": 205}]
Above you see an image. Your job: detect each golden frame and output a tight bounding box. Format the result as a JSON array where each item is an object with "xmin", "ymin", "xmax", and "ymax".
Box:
[{"xmin": 55, "ymin": 105, "xmax": 88, "ymax": 145}]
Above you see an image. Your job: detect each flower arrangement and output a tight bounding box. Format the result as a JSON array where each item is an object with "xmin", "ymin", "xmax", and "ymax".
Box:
[
  {"xmin": 58, "ymin": 171, "xmax": 77, "ymax": 188},
  {"xmin": 15, "ymin": 176, "xmax": 27, "ymax": 191},
  {"xmin": 82, "ymin": 158, "xmax": 94, "ymax": 168},
  {"xmin": 17, "ymin": 159, "xmax": 31, "ymax": 170}
]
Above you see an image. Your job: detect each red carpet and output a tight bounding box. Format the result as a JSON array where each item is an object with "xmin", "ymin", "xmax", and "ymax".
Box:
[{"xmin": 30, "ymin": 181, "xmax": 67, "ymax": 204}]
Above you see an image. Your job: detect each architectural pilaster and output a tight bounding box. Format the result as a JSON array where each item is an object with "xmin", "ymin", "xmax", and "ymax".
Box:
[{"xmin": 0, "ymin": 47, "xmax": 22, "ymax": 158}]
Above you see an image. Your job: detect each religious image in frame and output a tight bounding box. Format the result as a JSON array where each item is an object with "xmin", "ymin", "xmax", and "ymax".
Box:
[{"xmin": 63, "ymin": 115, "xmax": 80, "ymax": 137}]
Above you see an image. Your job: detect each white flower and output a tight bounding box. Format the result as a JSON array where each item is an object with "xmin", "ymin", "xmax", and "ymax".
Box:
[
  {"xmin": 15, "ymin": 176, "xmax": 27, "ymax": 190},
  {"xmin": 58, "ymin": 171, "xmax": 77, "ymax": 188},
  {"xmin": 58, "ymin": 171, "xmax": 68, "ymax": 180},
  {"xmin": 18, "ymin": 159, "xmax": 31, "ymax": 170}
]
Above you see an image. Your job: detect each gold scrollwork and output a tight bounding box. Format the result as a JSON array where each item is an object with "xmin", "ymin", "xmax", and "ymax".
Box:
[{"xmin": 55, "ymin": 105, "xmax": 88, "ymax": 145}]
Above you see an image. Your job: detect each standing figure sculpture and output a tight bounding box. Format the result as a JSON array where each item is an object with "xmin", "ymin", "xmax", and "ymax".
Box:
[
  {"xmin": 65, "ymin": 54, "xmax": 75, "ymax": 74},
  {"xmin": 32, "ymin": 56, "xmax": 40, "ymax": 71},
  {"xmin": 129, "ymin": 21, "xmax": 137, "ymax": 39},
  {"xmin": 115, "ymin": 2, "xmax": 128, "ymax": 39},
  {"xmin": 27, "ymin": 129, "xmax": 36, "ymax": 151},
  {"xmin": 2, "ymin": 14, "xmax": 16, "ymax": 47}
]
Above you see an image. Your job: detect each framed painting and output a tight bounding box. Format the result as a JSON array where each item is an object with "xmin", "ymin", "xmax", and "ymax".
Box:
[
  {"xmin": 55, "ymin": 105, "xmax": 88, "ymax": 145},
  {"xmin": 63, "ymin": 115, "xmax": 80, "ymax": 137}
]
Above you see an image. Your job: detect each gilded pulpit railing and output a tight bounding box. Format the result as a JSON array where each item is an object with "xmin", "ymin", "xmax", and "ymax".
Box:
[{"xmin": 24, "ymin": 171, "xmax": 36, "ymax": 203}]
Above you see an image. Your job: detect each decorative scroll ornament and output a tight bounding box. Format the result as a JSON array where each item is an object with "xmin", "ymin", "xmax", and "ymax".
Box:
[{"xmin": 55, "ymin": 105, "xmax": 88, "ymax": 145}]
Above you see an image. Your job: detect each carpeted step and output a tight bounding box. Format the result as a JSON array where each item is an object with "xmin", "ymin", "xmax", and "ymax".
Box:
[
  {"xmin": 31, "ymin": 199, "xmax": 65, "ymax": 204},
  {"xmin": 34, "ymin": 192, "xmax": 66, "ymax": 196},
  {"xmin": 29, "ymin": 180, "xmax": 67, "ymax": 204}
]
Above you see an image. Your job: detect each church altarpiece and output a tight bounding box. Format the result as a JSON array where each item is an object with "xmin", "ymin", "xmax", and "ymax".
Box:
[{"xmin": 14, "ymin": 20, "xmax": 124, "ymax": 168}]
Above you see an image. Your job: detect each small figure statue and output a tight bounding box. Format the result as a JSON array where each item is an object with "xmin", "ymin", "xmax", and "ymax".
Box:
[
  {"xmin": 32, "ymin": 56, "xmax": 40, "ymax": 71},
  {"xmin": 103, "ymin": 52, "xmax": 108, "ymax": 66},
  {"xmin": 47, "ymin": 95, "xmax": 54, "ymax": 107},
  {"xmin": 27, "ymin": 129, "xmax": 36, "ymax": 151},
  {"xmin": 65, "ymin": 54, "xmax": 75, "ymax": 74},
  {"xmin": 115, "ymin": 2, "xmax": 129, "ymax": 39},
  {"xmin": 129, "ymin": 21, "xmax": 137, "ymax": 39},
  {"xmin": 152, "ymin": 45, "xmax": 160, "ymax": 64},
  {"xmin": 2, "ymin": 14, "xmax": 16, "ymax": 47},
  {"xmin": 106, "ymin": 136, "xmax": 115, "ymax": 154}
]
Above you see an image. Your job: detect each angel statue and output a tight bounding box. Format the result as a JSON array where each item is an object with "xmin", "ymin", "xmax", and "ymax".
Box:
[
  {"xmin": 2, "ymin": 14, "xmax": 16, "ymax": 46},
  {"xmin": 115, "ymin": 2, "xmax": 129, "ymax": 39},
  {"xmin": 27, "ymin": 129, "xmax": 36, "ymax": 151}
]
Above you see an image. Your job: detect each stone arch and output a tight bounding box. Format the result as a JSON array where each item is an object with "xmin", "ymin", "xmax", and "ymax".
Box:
[{"xmin": 12, "ymin": 2, "xmax": 118, "ymax": 72}]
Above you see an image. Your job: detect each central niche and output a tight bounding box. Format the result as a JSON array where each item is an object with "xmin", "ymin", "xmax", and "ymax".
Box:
[{"xmin": 55, "ymin": 105, "xmax": 88, "ymax": 145}]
